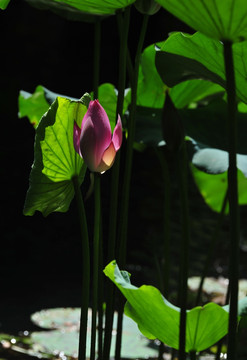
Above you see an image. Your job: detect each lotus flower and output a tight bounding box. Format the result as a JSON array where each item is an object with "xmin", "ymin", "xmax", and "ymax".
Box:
[{"xmin": 74, "ymin": 99, "xmax": 122, "ymax": 173}]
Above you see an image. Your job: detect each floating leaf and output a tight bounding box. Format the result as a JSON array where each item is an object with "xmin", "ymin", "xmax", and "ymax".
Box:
[
  {"xmin": 31, "ymin": 308, "xmax": 81, "ymax": 330},
  {"xmin": 104, "ymin": 261, "xmax": 229, "ymax": 352},
  {"xmin": 156, "ymin": 0, "xmax": 247, "ymax": 42},
  {"xmin": 155, "ymin": 32, "xmax": 247, "ymax": 104},
  {"xmin": 23, "ymin": 96, "xmax": 87, "ymax": 216},
  {"xmin": 30, "ymin": 308, "xmax": 158, "ymax": 359}
]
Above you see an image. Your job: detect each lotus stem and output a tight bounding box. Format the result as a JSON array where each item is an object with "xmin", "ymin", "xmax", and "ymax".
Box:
[
  {"xmin": 90, "ymin": 173, "xmax": 101, "ymax": 360},
  {"xmin": 72, "ymin": 175, "xmax": 90, "ymax": 360},
  {"xmin": 103, "ymin": 7, "xmax": 131, "ymax": 360},
  {"xmin": 223, "ymin": 40, "xmax": 240, "ymax": 360},
  {"xmin": 115, "ymin": 12, "xmax": 149, "ymax": 360}
]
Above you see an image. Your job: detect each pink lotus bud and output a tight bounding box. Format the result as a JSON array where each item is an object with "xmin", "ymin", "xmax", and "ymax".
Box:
[{"xmin": 73, "ymin": 100, "xmax": 122, "ymax": 173}]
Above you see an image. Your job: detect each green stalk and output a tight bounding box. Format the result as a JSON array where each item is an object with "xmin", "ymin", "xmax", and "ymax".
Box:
[
  {"xmin": 103, "ymin": 7, "xmax": 131, "ymax": 360},
  {"xmin": 116, "ymin": 8, "xmax": 134, "ymax": 88},
  {"xmin": 97, "ymin": 219, "xmax": 104, "ymax": 360},
  {"xmin": 72, "ymin": 175, "xmax": 90, "ymax": 360},
  {"xmin": 90, "ymin": 19, "xmax": 102, "ymax": 360},
  {"xmin": 177, "ymin": 142, "xmax": 190, "ymax": 360},
  {"xmin": 118, "ymin": 12, "xmax": 149, "ymax": 267},
  {"xmin": 195, "ymin": 190, "xmax": 228, "ymax": 306},
  {"xmin": 93, "ymin": 20, "xmax": 101, "ymax": 100},
  {"xmin": 90, "ymin": 173, "xmax": 101, "ymax": 360},
  {"xmin": 223, "ymin": 40, "xmax": 239, "ymax": 360},
  {"xmin": 115, "ymin": 13, "xmax": 149, "ymax": 360},
  {"xmin": 155, "ymin": 148, "xmax": 171, "ymax": 297}
]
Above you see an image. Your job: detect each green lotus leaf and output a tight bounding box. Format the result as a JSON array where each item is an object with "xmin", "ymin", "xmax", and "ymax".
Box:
[
  {"xmin": 0, "ymin": 0, "xmax": 11, "ymax": 9},
  {"xmin": 104, "ymin": 261, "xmax": 229, "ymax": 352},
  {"xmin": 25, "ymin": 0, "xmax": 135, "ymax": 20},
  {"xmin": 23, "ymin": 96, "xmax": 87, "ymax": 216},
  {"xmin": 155, "ymin": 32, "xmax": 247, "ymax": 104},
  {"xmin": 156, "ymin": 0, "xmax": 247, "ymax": 42}
]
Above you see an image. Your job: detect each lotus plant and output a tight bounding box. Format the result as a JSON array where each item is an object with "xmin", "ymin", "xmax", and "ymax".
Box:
[{"xmin": 74, "ymin": 99, "xmax": 122, "ymax": 173}]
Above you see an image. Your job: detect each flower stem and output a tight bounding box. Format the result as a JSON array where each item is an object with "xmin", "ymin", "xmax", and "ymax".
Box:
[
  {"xmin": 176, "ymin": 142, "xmax": 190, "ymax": 360},
  {"xmin": 223, "ymin": 40, "xmax": 239, "ymax": 360},
  {"xmin": 195, "ymin": 190, "xmax": 228, "ymax": 306},
  {"xmin": 155, "ymin": 148, "xmax": 171, "ymax": 297},
  {"xmin": 103, "ymin": 7, "xmax": 131, "ymax": 360},
  {"xmin": 115, "ymin": 13, "xmax": 149, "ymax": 360},
  {"xmin": 118, "ymin": 12, "xmax": 149, "ymax": 268},
  {"xmin": 90, "ymin": 173, "xmax": 101, "ymax": 360},
  {"xmin": 72, "ymin": 175, "xmax": 90, "ymax": 360},
  {"xmin": 93, "ymin": 20, "xmax": 101, "ymax": 100}
]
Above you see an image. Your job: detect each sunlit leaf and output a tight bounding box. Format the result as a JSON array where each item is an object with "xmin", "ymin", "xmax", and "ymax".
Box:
[
  {"xmin": 170, "ymin": 80, "xmax": 224, "ymax": 109},
  {"xmin": 104, "ymin": 261, "xmax": 229, "ymax": 352},
  {"xmin": 23, "ymin": 96, "xmax": 88, "ymax": 216},
  {"xmin": 191, "ymin": 165, "xmax": 247, "ymax": 213},
  {"xmin": 18, "ymin": 85, "xmax": 79, "ymax": 129},
  {"xmin": 137, "ymin": 43, "xmax": 167, "ymax": 108},
  {"xmin": 18, "ymin": 86, "xmax": 50, "ymax": 129},
  {"xmin": 137, "ymin": 43, "xmax": 224, "ymax": 109},
  {"xmin": 0, "ymin": 0, "xmax": 11, "ymax": 9},
  {"xmin": 155, "ymin": 32, "xmax": 247, "ymax": 104},
  {"xmin": 156, "ymin": 0, "xmax": 247, "ymax": 42}
]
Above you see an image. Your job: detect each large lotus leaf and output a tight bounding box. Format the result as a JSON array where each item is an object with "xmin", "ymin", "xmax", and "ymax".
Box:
[
  {"xmin": 155, "ymin": 32, "xmax": 247, "ymax": 104},
  {"xmin": 137, "ymin": 43, "xmax": 167, "ymax": 108},
  {"xmin": 104, "ymin": 261, "xmax": 229, "ymax": 352},
  {"xmin": 23, "ymin": 96, "xmax": 87, "ymax": 216},
  {"xmin": 53, "ymin": 0, "xmax": 135, "ymax": 14},
  {"xmin": 156, "ymin": 0, "xmax": 247, "ymax": 42},
  {"xmin": 135, "ymin": 106, "xmax": 163, "ymax": 147},
  {"xmin": 135, "ymin": 100, "xmax": 247, "ymax": 154},
  {"xmin": 30, "ymin": 308, "xmax": 158, "ymax": 359},
  {"xmin": 137, "ymin": 44, "xmax": 223, "ymax": 109},
  {"xmin": 0, "ymin": 0, "xmax": 10, "ymax": 9},
  {"xmin": 25, "ymin": 0, "xmax": 135, "ymax": 20},
  {"xmin": 170, "ymin": 80, "xmax": 224, "ymax": 109},
  {"xmin": 191, "ymin": 165, "xmax": 247, "ymax": 213}
]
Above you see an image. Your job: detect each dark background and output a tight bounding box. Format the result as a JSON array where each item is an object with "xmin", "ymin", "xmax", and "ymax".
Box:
[{"xmin": 1, "ymin": 0, "xmax": 245, "ymax": 340}]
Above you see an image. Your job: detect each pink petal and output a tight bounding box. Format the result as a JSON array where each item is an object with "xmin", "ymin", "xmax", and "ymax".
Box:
[
  {"xmin": 80, "ymin": 100, "xmax": 112, "ymax": 169},
  {"xmin": 79, "ymin": 115, "xmax": 97, "ymax": 172},
  {"xmin": 73, "ymin": 121, "xmax": 81, "ymax": 155},
  {"xmin": 97, "ymin": 142, "xmax": 117, "ymax": 173},
  {"xmin": 112, "ymin": 115, "xmax": 122, "ymax": 151}
]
